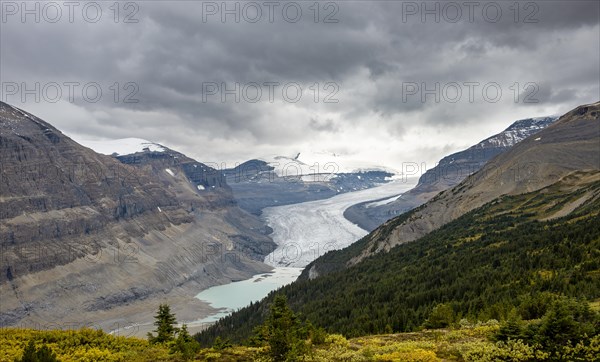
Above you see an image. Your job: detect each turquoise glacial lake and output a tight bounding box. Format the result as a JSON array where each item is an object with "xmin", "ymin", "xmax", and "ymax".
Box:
[{"xmin": 193, "ymin": 267, "xmax": 302, "ymax": 324}]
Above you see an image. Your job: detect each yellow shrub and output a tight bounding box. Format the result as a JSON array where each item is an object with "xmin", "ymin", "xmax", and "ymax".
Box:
[
  {"xmin": 325, "ymin": 334, "xmax": 350, "ymax": 348},
  {"xmin": 557, "ymin": 334, "xmax": 600, "ymax": 361},
  {"xmin": 377, "ymin": 349, "xmax": 439, "ymax": 362},
  {"xmin": 461, "ymin": 339, "xmax": 549, "ymax": 362}
]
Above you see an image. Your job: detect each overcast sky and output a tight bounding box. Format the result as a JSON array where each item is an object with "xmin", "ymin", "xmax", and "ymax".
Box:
[{"xmin": 1, "ymin": 0, "xmax": 598, "ymax": 172}]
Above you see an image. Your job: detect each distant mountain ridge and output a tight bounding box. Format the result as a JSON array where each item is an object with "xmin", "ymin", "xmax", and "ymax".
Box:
[
  {"xmin": 78, "ymin": 142, "xmax": 398, "ymax": 216},
  {"xmin": 222, "ymin": 158, "xmax": 394, "ymax": 216},
  {"xmin": 476, "ymin": 116, "xmax": 558, "ymax": 148},
  {"xmin": 345, "ymin": 115, "xmax": 558, "ymax": 231}
]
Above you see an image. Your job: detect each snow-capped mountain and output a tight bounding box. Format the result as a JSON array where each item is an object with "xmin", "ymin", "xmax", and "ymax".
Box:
[
  {"xmin": 76, "ymin": 138, "xmax": 395, "ymax": 215},
  {"xmin": 435, "ymin": 116, "xmax": 558, "ymax": 169},
  {"xmin": 222, "ymin": 153, "xmax": 397, "ymax": 215},
  {"xmin": 345, "ymin": 115, "xmax": 559, "ymax": 231},
  {"xmin": 78, "ymin": 137, "xmax": 166, "ymax": 156},
  {"xmin": 257, "ymin": 150, "xmax": 397, "ymax": 179},
  {"xmin": 474, "ymin": 116, "xmax": 558, "ymax": 149},
  {"xmin": 338, "ymin": 103, "xmax": 600, "ymax": 269}
]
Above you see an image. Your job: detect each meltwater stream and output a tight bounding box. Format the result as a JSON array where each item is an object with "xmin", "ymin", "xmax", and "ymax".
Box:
[{"xmin": 194, "ymin": 179, "xmax": 417, "ymax": 324}]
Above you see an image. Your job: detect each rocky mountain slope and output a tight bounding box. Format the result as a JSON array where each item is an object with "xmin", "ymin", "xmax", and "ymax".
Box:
[
  {"xmin": 108, "ymin": 142, "xmax": 276, "ymax": 260},
  {"xmin": 345, "ymin": 116, "xmax": 557, "ymax": 231},
  {"xmin": 304, "ymin": 101, "xmax": 599, "ymax": 278},
  {"xmin": 0, "ymin": 101, "xmax": 273, "ymax": 335}
]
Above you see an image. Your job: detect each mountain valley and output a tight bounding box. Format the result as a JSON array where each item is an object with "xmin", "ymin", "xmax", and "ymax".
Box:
[{"xmin": 195, "ymin": 102, "xmax": 600, "ymax": 354}]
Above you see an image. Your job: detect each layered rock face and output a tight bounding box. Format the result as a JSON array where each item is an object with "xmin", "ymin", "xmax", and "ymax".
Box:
[
  {"xmin": 0, "ymin": 102, "xmax": 272, "ymax": 334},
  {"xmin": 0, "ymin": 102, "xmax": 192, "ymax": 282}
]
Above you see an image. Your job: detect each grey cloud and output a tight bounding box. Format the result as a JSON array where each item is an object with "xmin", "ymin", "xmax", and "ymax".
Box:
[
  {"xmin": 309, "ymin": 117, "xmax": 338, "ymax": 133},
  {"xmin": 1, "ymin": 0, "xmax": 598, "ymax": 168}
]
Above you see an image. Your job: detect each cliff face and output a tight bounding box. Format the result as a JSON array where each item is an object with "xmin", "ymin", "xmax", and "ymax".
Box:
[
  {"xmin": 115, "ymin": 147, "xmax": 232, "ymax": 210},
  {"xmin": 0, "ymin": 102, "xmax": 193, "ymax": 282},
  {"xmin": 0, "ymin": 102, "xmax": 273, "ymax": 334}
]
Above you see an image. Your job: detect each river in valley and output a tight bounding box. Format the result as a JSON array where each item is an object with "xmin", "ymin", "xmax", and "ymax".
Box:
[{"xmin": 193, "ymin": 178, "xmax": 417, "ymax": 324}]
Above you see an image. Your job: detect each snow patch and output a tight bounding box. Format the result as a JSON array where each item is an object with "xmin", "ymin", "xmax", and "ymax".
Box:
[
  {"xmin": 76, "ymin": 137, "xmax": 166, "ymax": 156},
  {"xmin": 366, "ymin": 194, "xmax": 402, "ymax": 208},
  {"xmin": 300, "ymin": 174, "xmax": 334, "ymax": 182},
  {"xmin": 480, "ymin": 116, "xmax": 558, "ymax": 148},
  {"xmin": 165, "ymin": 168, "xmax": 175, "ymax": 177},
  {"xmin": 197, "ymin": 185, "xmax": 205, "ymax": 190}
]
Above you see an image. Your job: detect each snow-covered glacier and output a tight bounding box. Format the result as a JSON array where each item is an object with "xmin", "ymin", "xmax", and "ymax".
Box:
[{"xmin": 263, "ymin": 178, "xmax": 417, "ymax": 267}]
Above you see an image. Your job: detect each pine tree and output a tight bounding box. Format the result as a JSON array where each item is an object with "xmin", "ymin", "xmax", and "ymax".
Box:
[
  {"xmin": 177, "ymin": 324, "xmax": 193, "ymax": 343},
  {"xmin": 213, "ymin": 336, "xmax": 232, "ymax": 350},
  {"xmin": 424, "ymin": 303, "xmax": 455, "ymax": 329},
  {"xmin": 17, "ymin": 340, "xmax": 37, "ymax": 362},
  {"xmin": 33, "ymin": 346, "xmax": 58, "ymax": 362},
  {"xmin": 148, "ymin": 304, "xmax": 178, "ymax": 344},
  {"xmin": 171, "ymin": 324, "xmax": 200, "ymax": 360},
  {"xmin": 259, "ymin": 294, "xmax": 307, "ymax": 361},
  {"xmin": 495, "ymin": 317, "xmax": 524, "ymax": 341},
  {"xmin": 16, "ymin": 340, "xmax": 58, "ymax": 362}
]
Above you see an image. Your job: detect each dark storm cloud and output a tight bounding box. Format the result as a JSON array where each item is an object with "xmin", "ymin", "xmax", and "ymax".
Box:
[
  {"xmin": 309, "ymin": 117, "xmax": 338, "ymax": 133},
  {"xmin": 0, "ymin": 0, "xmax": 598, "ymax": 167}
]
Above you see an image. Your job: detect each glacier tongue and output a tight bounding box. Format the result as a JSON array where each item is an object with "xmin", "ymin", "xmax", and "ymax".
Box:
[{"xmin": 262, "ymin": 179, "xmax": 417, "ymax": 268}]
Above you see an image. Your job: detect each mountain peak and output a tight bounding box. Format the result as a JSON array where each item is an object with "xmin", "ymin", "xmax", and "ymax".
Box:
[
  {"xmin": 0, "ymin": 101, "xmax": 62, "ymax": 140},
  {"xmin": 77, "ymin": 137, "xmax": 166, "ymax": 156},
  {"xmin": 474, "ymin": 115, "xmax": 558, "ymax": 149}
]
